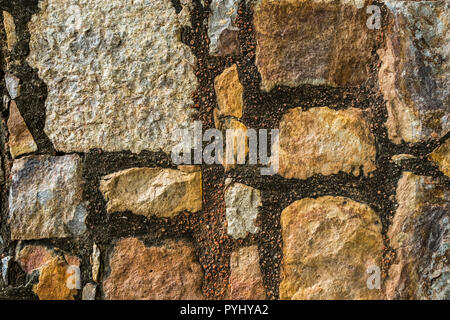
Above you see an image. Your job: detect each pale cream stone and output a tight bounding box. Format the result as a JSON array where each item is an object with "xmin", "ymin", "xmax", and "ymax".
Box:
[{"xmin": 27, "ymin": 0, "xmax": 198, "ymax": 154}]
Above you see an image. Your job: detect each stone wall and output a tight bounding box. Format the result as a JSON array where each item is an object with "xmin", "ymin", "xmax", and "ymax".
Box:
[{"xmin": 0, "ymin": 0, "xmax": 448, "ymax": 300}]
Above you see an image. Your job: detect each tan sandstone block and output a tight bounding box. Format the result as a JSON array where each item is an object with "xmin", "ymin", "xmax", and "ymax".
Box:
[
  {"xmin": 280, "ymin": 196, "xmax": 384, "ymax": 300},
  {"xmin": 100, "ymin": 167, "xmax": 202, "ymax": 218},
  {"xmin": 103, "ymin": 238, "xmax": 204, "ymax": 300}
]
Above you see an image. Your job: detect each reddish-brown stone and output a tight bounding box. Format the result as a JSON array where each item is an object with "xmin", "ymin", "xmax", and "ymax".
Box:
[
  {"xmin": 103, "ymin": 238, "xmax": 204, "ymax": 300},
  {"xmin": 229, "ymin": 246, "xmax": 266, "ymax": 300},
  {"xmin": 32, "ymin": 256, "xmax": 78, "ymax": 300}
]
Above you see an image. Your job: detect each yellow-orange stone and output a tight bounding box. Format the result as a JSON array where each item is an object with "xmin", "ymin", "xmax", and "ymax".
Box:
[
  {"xmin": 217, "ymin": 118, "xmax": 248, "ymax": 172},
  {"xmin": 2, "ymin": 11, "xmax": 17, "ymax": 50},
  {"xmin": 100, "ymin": 167, "xmax": 202, "ymax": 218},
  {"xmin": 428, "ymin": 139, "xmax": 449, "ymax": 178},
  {"xmin": 33, "ymin": 257, "xmax": 77, "ymax": 300}
]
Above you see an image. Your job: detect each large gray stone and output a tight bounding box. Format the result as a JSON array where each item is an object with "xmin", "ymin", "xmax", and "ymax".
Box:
[
  {"xmin": 9, "ymin": 155, "xmax": 87, "ymax": 240},
  {"xmin": 27, "ymin": 0, "xmax": 198, "ymax": 154}
]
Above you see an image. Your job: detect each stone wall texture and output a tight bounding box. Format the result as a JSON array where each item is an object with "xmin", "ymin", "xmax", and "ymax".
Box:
[{"xmin": 0, "ymin": 0, "xmax": 448, "ymax": 300}]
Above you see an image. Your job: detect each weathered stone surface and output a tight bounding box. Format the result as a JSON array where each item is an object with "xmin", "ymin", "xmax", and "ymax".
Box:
[
  {"xmin": 2, "ymin": 11, "xmax": 17, "ymax": 50},
  {"xmin": 253, "ymin": 0, "xmax": 375, "ymax": 91},
  {"xmin": 103, "ymin": 238, "xmax": 204, "ymax": 300},
  {"xmin": 214, "ymin": 64, "xmax": 243, "ymax": 120},
  {"xmin": 27, "ymin": 0, "xmax": 197, "ymax": 154},
  {"xmin": 2, "ymin": 95, "xmax": 10, "ymax": 112},
  {"xmin": 378, "ymin": 1, "xmax": 449, "ymax": 143},
  {"xmin": 280, "ymin": 196, "xmax": 384, "ymax": 300},
  {"xmin": 208, "ymin": 0, "xmax": 240, "ymax": 55},
  {"xmin": 5, "ymin": 73, "xmax": 20, "ymax": 99},
  {"xmin": 386, "ymin": 172, "xmax": 449, "ymax": 300},
  {"xmin": 100, "ymin": 167, "xmax": 202, "ymax": 218},
  {"xmin": 225, "ymin": 180, "xmax": 261, "ymax": 239},
  {"xmin": 279, "ymin": 107, "xmax": 376, "ymax": 180},
  {"xmin": 33, "ymin": 256, "xmax": 78, "ymax": 300},
  {"xmin": 7, "ymin": 100, "xmax": 37, "ymax": 158},
  {"xmin": 428, "ymin": 139, "xmax": 449, "ymax": 178},
  {"xmin": 391, "ymin": 154, "xmax": 416, "ymax": 165},
  {"xmin": 229, "ymin": 246, "xmax": 265, "ymax": 300},
  {"xmin": 16, "ymin": 245, "xmax": 54, "ymax": 274},
  {"xmin": 9, "ymin": 155, "xmax": 87, "ymax": 240},
  {"xmin": 82, "ymin": 283, "xmax": 97, "ymax": 300},
  {"xmin": 64, "ymin": 254, "xmax": 81, "ymax": 267}
]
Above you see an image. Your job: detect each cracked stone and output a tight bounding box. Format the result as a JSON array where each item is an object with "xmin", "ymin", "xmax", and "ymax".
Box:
[{"xmin": 378, "ymin": 1, "xmax": 449, "ymax": 143}]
